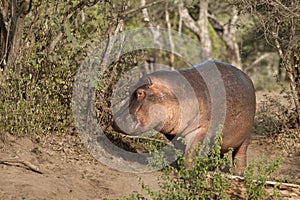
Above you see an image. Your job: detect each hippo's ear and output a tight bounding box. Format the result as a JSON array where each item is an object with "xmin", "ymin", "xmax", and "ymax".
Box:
[{"xmin": 147, "ymin": 77, "xmax": 153, "ymax": 87}]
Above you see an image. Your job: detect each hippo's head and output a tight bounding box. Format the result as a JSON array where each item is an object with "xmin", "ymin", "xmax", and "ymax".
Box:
[{"xmin": 112, "ymin": 76, "xmax": 180, "ymax": 135}]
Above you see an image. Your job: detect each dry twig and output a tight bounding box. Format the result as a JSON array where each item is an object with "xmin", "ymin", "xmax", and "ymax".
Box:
[{"xmin": 0, "ymin": 159, "xmax": 45, "ymax": 174}]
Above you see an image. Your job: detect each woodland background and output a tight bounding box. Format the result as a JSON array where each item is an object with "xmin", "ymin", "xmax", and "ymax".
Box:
[{"xmin": 0, "ymin": 0, "xmax": 299, "ymax": 136}]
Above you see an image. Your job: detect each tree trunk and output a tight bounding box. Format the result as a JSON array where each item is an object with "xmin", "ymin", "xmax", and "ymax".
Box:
[
  {"xmin": 220, "ymin": 11, "xmax": 241, "ymax": 68},
  {"xmin": 0, "ymin": 0, "xmax": 9, "ymax": 70},
  {"xmin": 273, "ymin": 16, "xmax": 300, "ymax": 125},
  {"xmin": 208, "ymin": 9, "xmax": 242, "ymax": 68},
  {"xmin": 288, "ymin": 18, "xmax": 300, "ymax": 125},
  {"xmin": 0, "ymin": 0, "xmax": 31, "ymax": 70},
  {"xmin": 285, "ymin": 48, "xmax": 300, "ymax": 125},
  {"xmin": 197, "ymin": 0, "xmax": 212, "ymax": 60},
  {"xmin": 178, "ymin": 0, "xmax": 212, "ymax": 61}
]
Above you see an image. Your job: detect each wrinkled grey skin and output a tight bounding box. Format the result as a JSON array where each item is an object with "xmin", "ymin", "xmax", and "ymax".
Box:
[{"xmin": 113, "ymin": 60, "xmax": 256, "ymax": 175}]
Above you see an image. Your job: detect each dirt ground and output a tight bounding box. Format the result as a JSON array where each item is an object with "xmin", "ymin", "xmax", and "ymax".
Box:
[{"xmin": 0, "ymin": 92, "xmax": 299, "ymax": 200}]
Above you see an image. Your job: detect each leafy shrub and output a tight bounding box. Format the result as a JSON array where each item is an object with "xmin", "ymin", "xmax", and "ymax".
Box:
[
  {"xmin": 124, "ymin": 127, "xmax": 233, "ymax": 200},
  {"xmin": 119, "ymin": 127, "xmax": 282, "ymax": 200},
  {"xmin": 244, "ymin": 157, "xmax": 282, "ymax": 199}
]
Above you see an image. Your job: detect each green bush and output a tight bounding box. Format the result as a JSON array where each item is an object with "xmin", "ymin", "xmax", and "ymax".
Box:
[
  {"xmin": 120, "ymin": 127, "xmax": 282, "ymax": 200},
  {"xmin": 244, "ymin": 157, "xmax": 282, "ymax": 199},
  {"xmin": 0, "ymin": 53, "xmax": 75, "ymax": 136},
  {"xmin": 0, "ymin": 1, "xmax": 108, "ymax": 136},
  {"xmin": 125, "ymin": 127, "xmax": 233, "ymax": 200}
]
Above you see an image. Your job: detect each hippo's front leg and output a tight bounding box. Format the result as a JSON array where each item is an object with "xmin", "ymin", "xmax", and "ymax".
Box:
[{"xmin": 183, "ymin": 128, "xmax": 208, "ymax": 169}]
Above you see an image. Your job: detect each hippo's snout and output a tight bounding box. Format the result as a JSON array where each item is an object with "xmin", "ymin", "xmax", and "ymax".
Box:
[
  {"xmin": 112, "ymin": 114, "xmax": 141, "ymax": 135},
  {"xmin": 111, "ymin": 117, "xmax": 124, "ymax": 133}
]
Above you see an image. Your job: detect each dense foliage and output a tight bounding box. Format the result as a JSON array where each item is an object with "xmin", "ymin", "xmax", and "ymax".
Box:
[{"xmin": 0, "ymin": 1, "xmax": 119, "ymax": 135}]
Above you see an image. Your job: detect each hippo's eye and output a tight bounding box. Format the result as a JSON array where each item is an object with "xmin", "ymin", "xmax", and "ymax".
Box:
[{"xmin": 136, "ymin": 89, "xmax": 145, "ymax": 99}]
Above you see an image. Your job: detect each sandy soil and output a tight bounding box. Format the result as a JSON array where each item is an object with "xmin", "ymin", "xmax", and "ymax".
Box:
[
  {"xmin": 0, "ymin": 133, "xmax": 161, "ymax": 199},
  {"xmin": 0, "ymin": 92, "xmax": 299, "ymax": 200}
]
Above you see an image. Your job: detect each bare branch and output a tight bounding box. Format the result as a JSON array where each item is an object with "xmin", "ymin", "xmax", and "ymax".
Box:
[
  {"xmin": 0, "ymin": 0, "xmax": 8, "ymax": 23},
  {"xmin": 207, "ymin": 13, "xmax": 223, "ymax": 32},
  {"xmin": 250, "ymin": 53, "xmax": 271, "ymax": 67},
  {"xmin": 18, "ymin": 0, "xmax": 32, "ymax": 18},
  {"xmin": 47, "ymin": 0, "xmax": 101, "ymax": 53},
  {"xmin": 49, "ymin": 31, "xmax": 63, "ymax": 53},
  {"xmin": 178, "ymin": 12, "xmax": 182, "ymax": 36},
  {"xmin": 120, "ymin": 0, "xmax": 166, "ymax": 17},
  {"xmin": 0, "ymin": 159, "xmax": 45, "ymax": 174},
  {"xmin": 272, "ymin": 0, "xmax": 300, "ymax": 18},
  {"xmin": 271, "ymin": 20, "xmax": 284, "ymax": 59}
]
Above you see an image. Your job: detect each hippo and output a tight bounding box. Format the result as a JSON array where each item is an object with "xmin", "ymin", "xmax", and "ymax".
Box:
[{"xmin": 112, "ymin": 60, "xmax": 256, "ymax": 175}]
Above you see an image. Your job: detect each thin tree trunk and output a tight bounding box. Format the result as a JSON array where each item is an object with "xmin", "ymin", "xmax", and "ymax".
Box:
[
  {"xmin": 165, "ymin": 5, "xmax": 175, "ymax": 70},
  {"xmin": 287, "ymin": 18, "xmax": 300, "ymax": 125},
  {"xmin": 7, "ymin": 15, "xmax": 26, "ymax": 69},
  {"xmin": 141, "ymin": 0, "xmax": 161, "ymax": 73}
]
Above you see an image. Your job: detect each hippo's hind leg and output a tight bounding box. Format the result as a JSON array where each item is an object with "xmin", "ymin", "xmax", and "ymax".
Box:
[{"xmin": 232, "ymin": 137, "xmax": 250, "ymax": 176}]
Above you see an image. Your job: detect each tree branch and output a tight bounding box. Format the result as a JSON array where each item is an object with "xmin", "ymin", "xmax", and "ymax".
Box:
[
  {"xmin": 207, "ymin": 13, "xmax": 224, "ymax": 33},
  {"xmin": 0, "ymin": 0, "xmax": 8, "ymax": 23},
  {"xmin": 272, "ymin": 0, "xmax": 300, "ymax": 18},
  {"xmin": 250, "ymin": 52, "xmax": 271, "ymax": 67},
  {"xmin": 18, "ymin": 0, "xmax": 32, "ymax": 18},
  {"xmin": 271, "ymin": 23, "xmax": 284, "ymax": 60},
  {"xmin": 48, "ymin": 31, "xmax": 63, "ymax": 53},
  {"xmin": 178, "ymin": 0, "xmax": 201, "ymax": 34},
  {"xmin": 120, "ymin": 0, "xmax": 166, "ymax": 17}
]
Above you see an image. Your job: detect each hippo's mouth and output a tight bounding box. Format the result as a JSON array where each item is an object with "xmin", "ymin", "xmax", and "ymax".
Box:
[{"xmin": 112, "ymin": 114, "xmax": 163, "ymax": 136}]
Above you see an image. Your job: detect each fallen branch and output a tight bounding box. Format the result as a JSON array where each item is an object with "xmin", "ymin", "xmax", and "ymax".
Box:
[
  {"xmin": 0, "ymin": 159, "xmax": 45, "ymax": 174},
  {"xmin": 207, "ymin": 172, "xmax": 300, "ymax": 198},
  {"xmin": 227, "ymin": 174, "xmax": 300, "ymax": 189}
]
